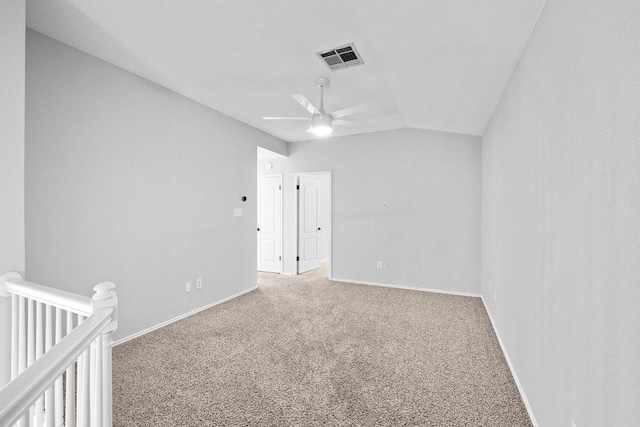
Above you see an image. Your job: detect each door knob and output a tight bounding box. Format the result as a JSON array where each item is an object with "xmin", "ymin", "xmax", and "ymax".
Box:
[
  {"xmin": 317, "ymin": 227, "xmax": 321, "ymax": 231},
  {"xmin": 257, "ymin": 228, "xmax": 260, "ymax": 231}
]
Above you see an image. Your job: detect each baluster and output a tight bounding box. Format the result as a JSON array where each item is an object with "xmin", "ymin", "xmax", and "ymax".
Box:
[
  {"xmin": 45, "ymin": 304, "xmax": 54, "ymax": 427},
  {"xmin": 65, "ymin": 312, "xmax": 76, "ymax": 427},
  {"xmin": 54, "ymin": 308, "xmax": 64, "ymax": 426},
  {"xmin": 76, "ymin": 316, "xmax": 90, "ymax": 427},
  {"xmin": 18, "ymin": 297, "xmax": 26, "ymax": 374},
  {"xmin": 91, "ymin": 335, "xmax": 103, "ymax": 427},
  {"xmin": 27, "ymin": 299, "xmax": 35, "ymax": 366},
  {"xmin": 76, "ymin": 316, "xmax": 84, "ymax": 426},
  {"xmin": 11, "ymin": 294, "xmax": 18, "ymax": 380},
  {"xmin": 35, "ymin": 302, "xmax": 44, "ymax": 425},
  {"xmin": 17, "ymin": 296, "xmax": 28, "ymax": 427},
  {"xmin": 102, "ymin": 330, "xmax": 114, "ymax": 427},
  {"xmin": 27, "ymin": 299, "xmax": 35, "ymax": 425}
]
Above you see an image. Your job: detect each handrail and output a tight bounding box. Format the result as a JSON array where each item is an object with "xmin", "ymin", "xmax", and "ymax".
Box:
[
  {"xmin": 0, "ymin": 308, "xmax": 114, "ymax": 426},
  {"xmin": 3, "ymin": 277, "xmax": 93, "ymax": 315}
]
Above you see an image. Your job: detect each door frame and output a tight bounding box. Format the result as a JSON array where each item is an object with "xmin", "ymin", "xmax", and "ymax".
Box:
[
  {"xmin": 258, "ymin": 173, "xmax": 284, "ymax": 274},
  {"xmin": 292, "ymin": 171, "xmax": 332, "ymax": 279}
]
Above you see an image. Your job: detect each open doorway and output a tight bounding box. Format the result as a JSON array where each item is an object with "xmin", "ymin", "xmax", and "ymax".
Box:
[
  {"xmin": 256, "ymin": 148, "xmax": 332, "ymax": 280},
  {"xmin": 293, "ymin": 171, "xmax": 332, "ymax": 279}
]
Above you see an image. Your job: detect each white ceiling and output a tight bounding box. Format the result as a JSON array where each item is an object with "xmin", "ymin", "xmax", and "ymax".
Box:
[{"xmin": 27, "ymin": 0, "xmax": 546, "ymax": 142}]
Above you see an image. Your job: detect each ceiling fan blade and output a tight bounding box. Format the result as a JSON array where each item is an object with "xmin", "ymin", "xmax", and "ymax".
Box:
[
  {"xmin": 262, "ymin": 116, "xmax": 309, "ymax": 120},
  {"xmin": 291, "ymin": 94, "xmax": 319, "ymax": 115},
  {"xmin": 331, "ymin": 102, "xmax": 376, "ymax": 119},
  {"xmin": 333, "ymin": 119, "xmax": 363, "ymax": 128}
]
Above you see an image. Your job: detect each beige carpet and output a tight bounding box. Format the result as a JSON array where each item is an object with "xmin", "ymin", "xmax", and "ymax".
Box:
[{"xmin": 113, "ymin": 266, "xmax": 531, "ymax": 426}]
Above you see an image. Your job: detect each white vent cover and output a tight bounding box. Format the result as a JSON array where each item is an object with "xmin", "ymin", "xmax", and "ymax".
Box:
[{"xmin": 316, "ymin": 43, "xmax": 364, "ymax": 71}]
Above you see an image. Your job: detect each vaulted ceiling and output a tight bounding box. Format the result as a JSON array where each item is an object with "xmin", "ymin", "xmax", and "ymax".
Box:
[{"xmin": 27, "ymin": 0, "xmax": 546, "ymax": 142}]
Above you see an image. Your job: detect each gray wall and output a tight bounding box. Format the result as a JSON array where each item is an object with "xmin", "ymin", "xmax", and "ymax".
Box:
[
  {"xmin": 25, "ymin": 30, "xmax": 287, "ymax": 342},
  {"xmin": 481, "ymin": 0, "xmax": 640, "ymax": 425},
  {"xmin": 260, "ymin": 128, "xmax": 481, "ymax": 295},
  {"xmin": 0, "ymin": 0, "xmax": 25, "ymax": 388}
]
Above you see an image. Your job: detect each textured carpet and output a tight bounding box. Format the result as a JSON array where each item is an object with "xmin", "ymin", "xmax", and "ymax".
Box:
[{"xmin": 113, "ymin": 266, "xmax": 531, "ymax": 426}]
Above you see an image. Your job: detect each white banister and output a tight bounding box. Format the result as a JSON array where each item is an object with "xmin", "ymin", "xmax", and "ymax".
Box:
[
  {"xmin": 0, "ymin": 272, "xmax": 118, "ymax": 427},
  {"xmin": 3, "ymin": 278, "xmax": 93, "ymax": 316},
  {"xmin": 0, "ymin": 309, "xmax": 113, "ymax": 426}
]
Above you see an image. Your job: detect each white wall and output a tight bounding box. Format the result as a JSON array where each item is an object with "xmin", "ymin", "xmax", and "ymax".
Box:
[
  {"xmin": 482, "ymin": 0, "xmax": 640, "ymax": 425},
  {"xmin": 0, "ymin": 0, "xmax": 26, "ymax": 388},
  {"xmin": 259, "ymin": 128, "xmax": 481, "ymax": 294},
  {"xmin": 25, "ymin": 30, "xmax": 287, "ymax": 342}
]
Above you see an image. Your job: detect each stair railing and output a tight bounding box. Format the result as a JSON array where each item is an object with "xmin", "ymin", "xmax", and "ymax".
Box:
[{"xmin": 0, "ymin": 272, "xmax": 117, "ymax": 427}]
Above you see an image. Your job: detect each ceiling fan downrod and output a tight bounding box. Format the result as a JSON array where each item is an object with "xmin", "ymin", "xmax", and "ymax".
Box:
[{"xmin": 317, "ymin": 77, "xmax": 329, "ymax": 116}]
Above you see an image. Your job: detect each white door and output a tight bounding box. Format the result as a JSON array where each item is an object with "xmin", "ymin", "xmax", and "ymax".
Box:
[
  {"xmin": 257, "ymin": 176, "xmax": 282, "ymax": 273},
  {"xmin": 297, "ymin": 176, "xmax": 321, "ymax": 273}
]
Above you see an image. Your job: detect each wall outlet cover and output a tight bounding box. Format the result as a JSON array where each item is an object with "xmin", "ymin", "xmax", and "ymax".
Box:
[
  {"xmin": 233, "ymin": 208, "xmax": 243, "ymax": 217},
  {"xmin": 377, "ymin": 261, "xmax": 383, "ymax": 269},
  {"xmin": 186, "ymin": 282, "xmax": 192, "ymax": 292}
]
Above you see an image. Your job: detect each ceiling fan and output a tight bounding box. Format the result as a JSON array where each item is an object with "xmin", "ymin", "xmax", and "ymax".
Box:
[{"xmin": 262, "ymin": 77, "xmax": 372, "ymax": 137}]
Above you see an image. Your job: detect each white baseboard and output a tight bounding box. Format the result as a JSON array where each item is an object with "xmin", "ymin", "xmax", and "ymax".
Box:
[
  {"xmin": 112, "ymin": 285, "xmax": 258, "ymax": 347},
  {"xmin": 330, "ymin": 277, "xmax": 481, "ymax": 298},
  {"xmin": 481, "ymin": 296, "xmax": 538, "ymax": 426}
]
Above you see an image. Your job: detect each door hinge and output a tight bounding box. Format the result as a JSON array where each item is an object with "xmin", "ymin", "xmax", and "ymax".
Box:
[
  {"xmin": 296, "ymin": 256, "xmax": 299, "ymax": 261},
  {"xmin": 279, "ymin": 256, "xmax": 281, "ymax": 261},
  {"xmin": 279, "ymin": 185, "xmax": 281, "ymax": 190},
  {"xmin": 296, "ymin": 185, "xmax": 300, "ymax": 190}
]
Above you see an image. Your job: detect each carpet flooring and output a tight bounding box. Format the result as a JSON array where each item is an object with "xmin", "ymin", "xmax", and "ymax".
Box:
[{"xmin": 113, "ymin": 266, "xmax": 531, "ymax": 426}]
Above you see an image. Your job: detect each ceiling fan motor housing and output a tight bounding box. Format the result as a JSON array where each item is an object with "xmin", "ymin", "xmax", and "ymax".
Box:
[{"xmin": 312, "ymin": 114, "xmax": 332, "ymax": 129}]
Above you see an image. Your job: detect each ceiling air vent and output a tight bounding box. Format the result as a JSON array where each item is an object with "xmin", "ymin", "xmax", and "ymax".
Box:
[{"xmin": 316, "ymin": 43, "xmax": 364, "ymax": 71}]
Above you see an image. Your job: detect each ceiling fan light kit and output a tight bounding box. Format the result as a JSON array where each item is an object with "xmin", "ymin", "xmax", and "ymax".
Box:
[
  {"xmin": 310, "ymin": 115, "xmax": 333, "ymax": 136},
  {"xmin": 263, "ymin": 76, "xmax": 372, "ymax": 138}
]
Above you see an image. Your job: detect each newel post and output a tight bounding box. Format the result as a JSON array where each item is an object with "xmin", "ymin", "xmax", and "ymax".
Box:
[
  {"xmin": 91, "ymin": 282, "xmax": 117, "ymax": 427},
  {"xmin": 0, "ymin": 272, "xmax": 24, "ymax": 383}
]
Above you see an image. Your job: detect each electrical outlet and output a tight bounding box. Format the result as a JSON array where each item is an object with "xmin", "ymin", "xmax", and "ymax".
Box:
[
  {"xmin": 186, "ymin": 282, "xmax": 192, "ymax": 293},
  {"xmin": 196, "ymin": 278, "xmax": 202, "ymax": 290},
  {"xmin": 384, "ymin": 263, "xmax": 390, "ymax": 269},
  {"xmin": 377, "ymin": 261, "xmax": 383, "ymax": 270}
]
